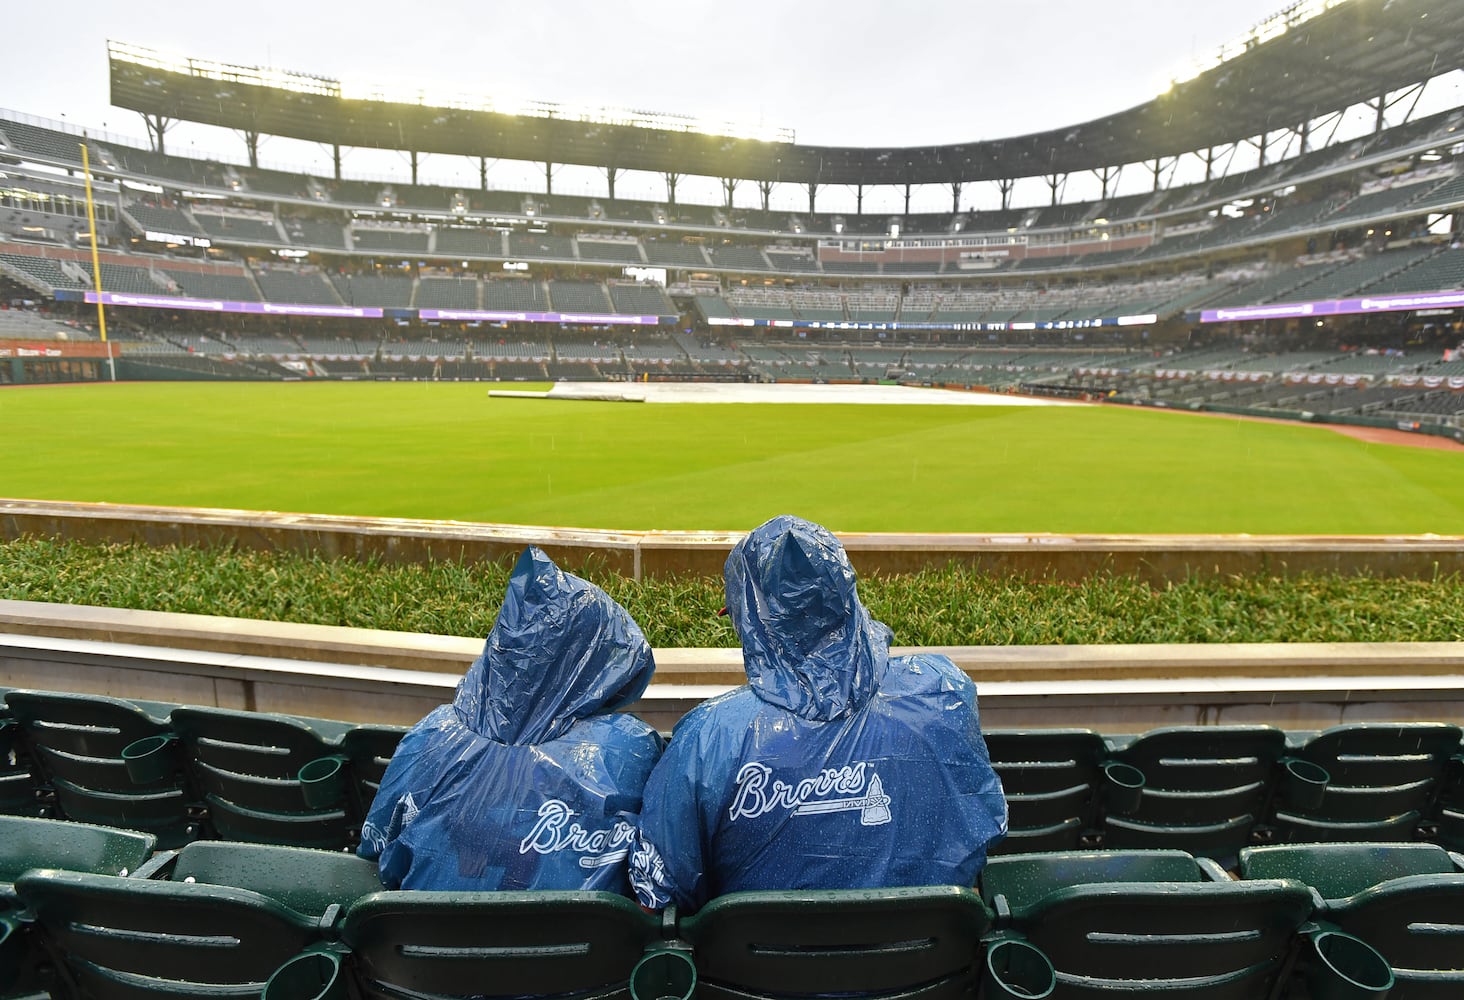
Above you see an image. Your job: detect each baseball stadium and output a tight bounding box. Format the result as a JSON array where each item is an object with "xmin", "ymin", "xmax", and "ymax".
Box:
[{"xmin": 3, "ymin": 0, "xmax": 1464, "ymax": 996}]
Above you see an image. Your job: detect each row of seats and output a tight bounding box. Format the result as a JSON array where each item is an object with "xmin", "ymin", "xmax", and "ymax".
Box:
[
  {"xmin": 0, "ymin": 689, "xmax": 407, "ymax": 851},
  {"xmin": 6, "ymin": 689, "xmax": 1464, "ymax": 864},
  {"xmin": 2, "ymin": 815, "xmax": 1460, "ymax": 999},
  {"xmin": 991, "ymin": 724, "xmax": 1464, "ymax": 860}
]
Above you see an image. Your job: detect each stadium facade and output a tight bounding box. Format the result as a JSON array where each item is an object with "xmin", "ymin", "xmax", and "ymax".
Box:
[{"xmin": 1, "ymin": 0, "xmax": 1462, "ymax": 432}]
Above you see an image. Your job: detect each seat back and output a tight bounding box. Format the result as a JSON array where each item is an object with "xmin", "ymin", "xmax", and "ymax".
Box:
[
  {"xmin": 983, "ymin": 730, "xmax": 1106, "ymax": 854},
  {"xmin": 15, "ymin": 868, "xmax": 324, "ymax": 1000},
  {"xmin": 1106, "ymin": 726, "xmax": 1286, "ymax": 857},
  {"xmin": 3, "ymin": 691, "xmax": 194, "ymax": 845},
  {"xmin": 170, "ymin": 840, "xmax": 383, "ymax": 917},
  {"xmin": 341, "ymin": 890, "xmax": 658, "ymax": 1000},
  {"xmin": 1327, "ymin": 873, "xmax": 1464, "ymax": 1000},
  {"xmin": 5, "ymin": 691, "xmax": 174, "ymax": 789},
  {"xmin": 339, "ymin": 724, "xmax": 407, "ymax": 820},
  {"xmin": 1273, "ymin": 724, "xmax": 1463, "ymax": 841},
  {"xmin": 0, "ymin": 711, "xmax": 39, "ymax": 816},
  {"xmin": 0, "ymin": 816, "xmax": 155, "ymax": 900},
  {"xmin": 170, "ymin": 707, "xmax": 351, "ymax": 849},
  {"xmin": 1239, "ymin": 842, "xmax": 1458, "ymax": 901},
  {"xmin": 981, "ymin": 850, "xmax": 1206, "ymax": 913},
  {"xmin": 1010, "ymin": 879, "xmax": 1314, "ymax": 1000},
  {"xmin": 678, "ymin": 886, "xmax": 994, "ymax": 1000}
]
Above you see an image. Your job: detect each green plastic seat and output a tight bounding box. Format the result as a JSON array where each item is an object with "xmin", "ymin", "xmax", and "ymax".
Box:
[
  {"xmin": 3, "ymin": 691, "xmax": 196, "ymax": 847},
  {"xmin": 999, "ymin": 878, "xmax": 1315, "ymax": 1000},
  {"xmin": 982, "ymin": 730, "xmax": 1106, "ymax": 854},
  {"xmin": 1313, "ymin": 874, "xmax": 1464, "ymax": 1000},
  {"xmin": 1430, "ymin": 747, "xmax": 1464, "ymax": 851},
  {"xmin": 1271, "ymin": 724, "xmax": 1463, "ymax": 843},
  {"xmin": 1239, "ymin": 842, "xmax": 1459, "ymax": 900},
  {"xmin": 15, "ymin": 868, "xmax": 330, "ymax": 1000},
  {"xmin": 0, "ymin": 818, "xmax": 157, "ymax": 998},
  {"xmin": 0, "ymin": 815, "xmax": 155, "ymax": 904},
  {"xmin": 340, "ymin": 890, "xmax": 660, "ymax": 1000},
  {"xmin": 1240, "ymin": 842, "xmax": 1464, "ymax": 999},
  {"xmin": 1104, "ymin": 725, "xmax": 1285, "ymax": 858},
  {"xmin": 980, "ymin": 849, "xmax": 1211, "ymax": 914},
  {"xmin": 169, "ymin": 840, "xmax": 383, "ymax": 918},
  {"xmin": 0, "ymin": 712, "xmax": 39, "ymax": 817},
  {"xmin": 676, "ymin": 886, "xmax": 995, "ymax": 1000},
  {"xmin": 339, "ymin": 724, "xmax": 407, "ymax": 822},
  {"xmin": 169, "ymin": 707, "xmax": 352, "ymax": 849}
]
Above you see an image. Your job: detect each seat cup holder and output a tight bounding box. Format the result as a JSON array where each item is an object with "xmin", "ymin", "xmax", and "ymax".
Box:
[
  {"xmin": 1102, "ymin": 761, "xmax": 1146, "ymax": 816},
  {"xmin": 1305, "ymin": 929, "xmax": 1394, "ymax": 999},
  {"xmin": 298, "ymin": 755, "xmax": 348, "ymax": 809},
  {"xmin": 980, "ymin": 937, "xmax": 1056, "ymax": 999},
  {"xmin": 121, "ymin": 734, "xmax": 178, "ymax": 785},
  {"xmin": 263, "ymin": 949, "xmax": 346, "ymax": 1000},
  {"xmin": 629, "ymin": 945, "xmax": 697, "ymax": 1000},
  {"xmin": 1282, "ymin": 758, "xmax": 1331, "ymax": 811}
]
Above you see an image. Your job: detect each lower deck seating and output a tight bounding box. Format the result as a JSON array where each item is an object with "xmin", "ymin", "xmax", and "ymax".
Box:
[
  {"xmin": 7, "ymin": 688, "xmax": 1463, "ymax": 866},
  {"xmin": 8, "ymin": 825, "xmax": 1456, "ymax": 1000}
]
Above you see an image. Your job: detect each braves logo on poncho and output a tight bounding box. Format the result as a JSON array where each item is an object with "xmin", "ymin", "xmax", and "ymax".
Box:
[
  {"xmin": 727, "ymin": 761, "xmax": 892, "ymax": 826},
  {"xmin": 519, "ymin": 800, "xmax": 638, "ymax": 868}
]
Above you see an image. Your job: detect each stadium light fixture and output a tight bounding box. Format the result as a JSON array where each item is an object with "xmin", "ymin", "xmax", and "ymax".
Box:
[
  {"xmin": 109, "ymin": 41, "xmax": 795, "ymax": 144},
  {"xmin": 1168, "ymin": 0, "xmax": 1351, "ymax": 87}
]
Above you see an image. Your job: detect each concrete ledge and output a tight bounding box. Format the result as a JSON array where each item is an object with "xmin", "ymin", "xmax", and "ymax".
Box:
[
  {"xmin": 7, "ymin": 599, "xmax": 1464, "ymax": 688},
  {"xmin": 4, "ymin": 600, "xmax": 1464, "ymax": 733},
  {"xmin": 5, "ymin": 498, "xmax": 1464, "ymax": 581}
]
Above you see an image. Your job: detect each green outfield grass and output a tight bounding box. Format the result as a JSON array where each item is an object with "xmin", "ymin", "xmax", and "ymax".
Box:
[{"xmin": 4, "ymin": 381, "xmax": 1462, "ymax": 534}]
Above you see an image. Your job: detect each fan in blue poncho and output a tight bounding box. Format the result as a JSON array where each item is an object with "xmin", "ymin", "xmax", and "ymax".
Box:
[
  {"xmin": 359, "ymin": 546, "xmax": 662, "ymax": 895},
  {"xmin": 630, "ymin": 514, "xmax": 1007, "ymax": 912}
]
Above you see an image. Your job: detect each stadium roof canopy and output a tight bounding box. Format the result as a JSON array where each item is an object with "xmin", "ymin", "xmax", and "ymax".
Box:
[{"xmin": 109, "ymin": 0, "xmax": 1464, "ymax": 188}]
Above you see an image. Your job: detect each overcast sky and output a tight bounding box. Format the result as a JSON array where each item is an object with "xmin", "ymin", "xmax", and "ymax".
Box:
[
  {"xmin": 0, "ymin": 0, "xmax": 1402, "ymax": 211},
  {"xmin": 4, "ymin": 0, "xmax": 1295, "ymax": 145}
]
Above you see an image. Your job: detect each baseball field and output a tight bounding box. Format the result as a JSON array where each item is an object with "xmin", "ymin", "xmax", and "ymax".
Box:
[{"xmin": 4, "ymin": 380, "xmax": 1462, "ymax": 535}]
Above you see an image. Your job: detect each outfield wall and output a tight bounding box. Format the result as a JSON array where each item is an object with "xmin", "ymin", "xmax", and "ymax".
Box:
[
  {"xmin": 5, "ymin": 499, "xmax": 1464, "ymax": 582},
  {"xmin": 3, "ymin": 599, "xmax": 1462, "ymax": 733}
]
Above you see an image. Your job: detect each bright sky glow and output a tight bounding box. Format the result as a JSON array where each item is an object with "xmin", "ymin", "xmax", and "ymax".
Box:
[{"xmin": 5, "ymin": 0, "xmax": 1459, "ymax": 213}]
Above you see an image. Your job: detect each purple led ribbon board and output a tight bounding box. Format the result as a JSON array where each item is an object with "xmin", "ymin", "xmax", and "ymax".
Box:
[
  {"xmin": 85, "ymin": 291, "xmax": 385, "ymax": 319},
  {"xmin": 1202, "ymin": 289, "xmax": 1464, "ymax": 323},
  {"xmin": 416, "ymin": 309, "xmax": 660, "ymax": 325}
]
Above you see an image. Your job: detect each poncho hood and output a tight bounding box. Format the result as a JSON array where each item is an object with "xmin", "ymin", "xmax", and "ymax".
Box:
[
  {"xmin": 455, "ymin": 546, "xmax": 655, "ymax": 744},
  {"xmin": 723, "ymin": 515, "xmax": 889, "ymax": 721}
]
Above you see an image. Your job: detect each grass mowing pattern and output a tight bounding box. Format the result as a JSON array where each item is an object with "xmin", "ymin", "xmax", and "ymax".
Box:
[
  {"xmin": 3, "ymin": 382, "xmax": 1462, "ymax": 533},
  {"xmin": 3, "ymin": 537, "xmax": 1461, "ymax": 646}
]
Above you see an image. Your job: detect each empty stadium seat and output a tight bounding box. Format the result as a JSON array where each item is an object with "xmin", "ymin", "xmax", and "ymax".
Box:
[
  {"xmin": 1240, "ymin": 842, "xmax": 1464, "ymax": 999},
  {"xmin": 339, "ymin": 725, "xmax": 407, "ymax": 823},
  {"xmin": 16, "ymin": 868, "xmax": 335, "ymax": 1000},
  {"xmin": 981, "ymin": 849, "xmax": 1217, "ymax": 910},
  {"xmin": 1102, "ymin": 725, "xmax": 1286, "ymax": 858},
  {"xmin": 982, "ymin": 729, "xmax": 1106, "ymax": 853},
  {"xmin": 1269, "ymin": 723, "xmax": 1463, "ymax": 843},
  {"xmin": 0, "ymin": 815, "xmax": 156, "ymax": 904},
  {"xmin": 338, "ymin": 890, "xmax": 661, "ymax": 1000},
  {"xmin": 983, "ymin": 850, "xmax": 1317, "ymax": 1000},
  {"xmin": 165, "ymin": 841, "xmax": 382, "ymax": 918},
  {"xmin": 1429, "ymin": 751, "xmax": 1464, "ymax": 852},
  {"xmin": 3, "ymin": 691, "xmax": 196, "ymax": 848},
  {"xmin": 0, "ymin": 705, "xmax": 39, "ymax": 817},
  {"xmin": 1238, "ymin": 841, "xmax": 1459, "ymax": 901},
  {"xmin": 674, "ymin": 886, "xmax": 996, "ymax": 1000},
  {"xmin": 168, "ymin": 707, "xmax": 355, "ymax": 850}
]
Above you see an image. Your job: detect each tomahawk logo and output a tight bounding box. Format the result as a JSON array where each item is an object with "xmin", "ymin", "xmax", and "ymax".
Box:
[
  {"xmin": 519, "ymin": 800, "xmax": 637, "ymax": 868},
  {"xmin": 728, "ymin": 761, "xmax": 892, "ymax": 826}
]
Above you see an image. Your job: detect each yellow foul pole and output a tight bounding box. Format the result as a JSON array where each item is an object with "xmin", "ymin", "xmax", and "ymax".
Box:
[{"xmin": 80, "ymin": 141, "xmax": 116, "ymax": 382}]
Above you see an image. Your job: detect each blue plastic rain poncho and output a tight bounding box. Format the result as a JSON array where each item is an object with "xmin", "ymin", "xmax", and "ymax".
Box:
[
  {"xmin": 630, "ymin": 515, "xmax": 1007, "ymax": 912},
  {"xmin": 359, "ymin": 546, "xmax": 663, "ymax": 895}
]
